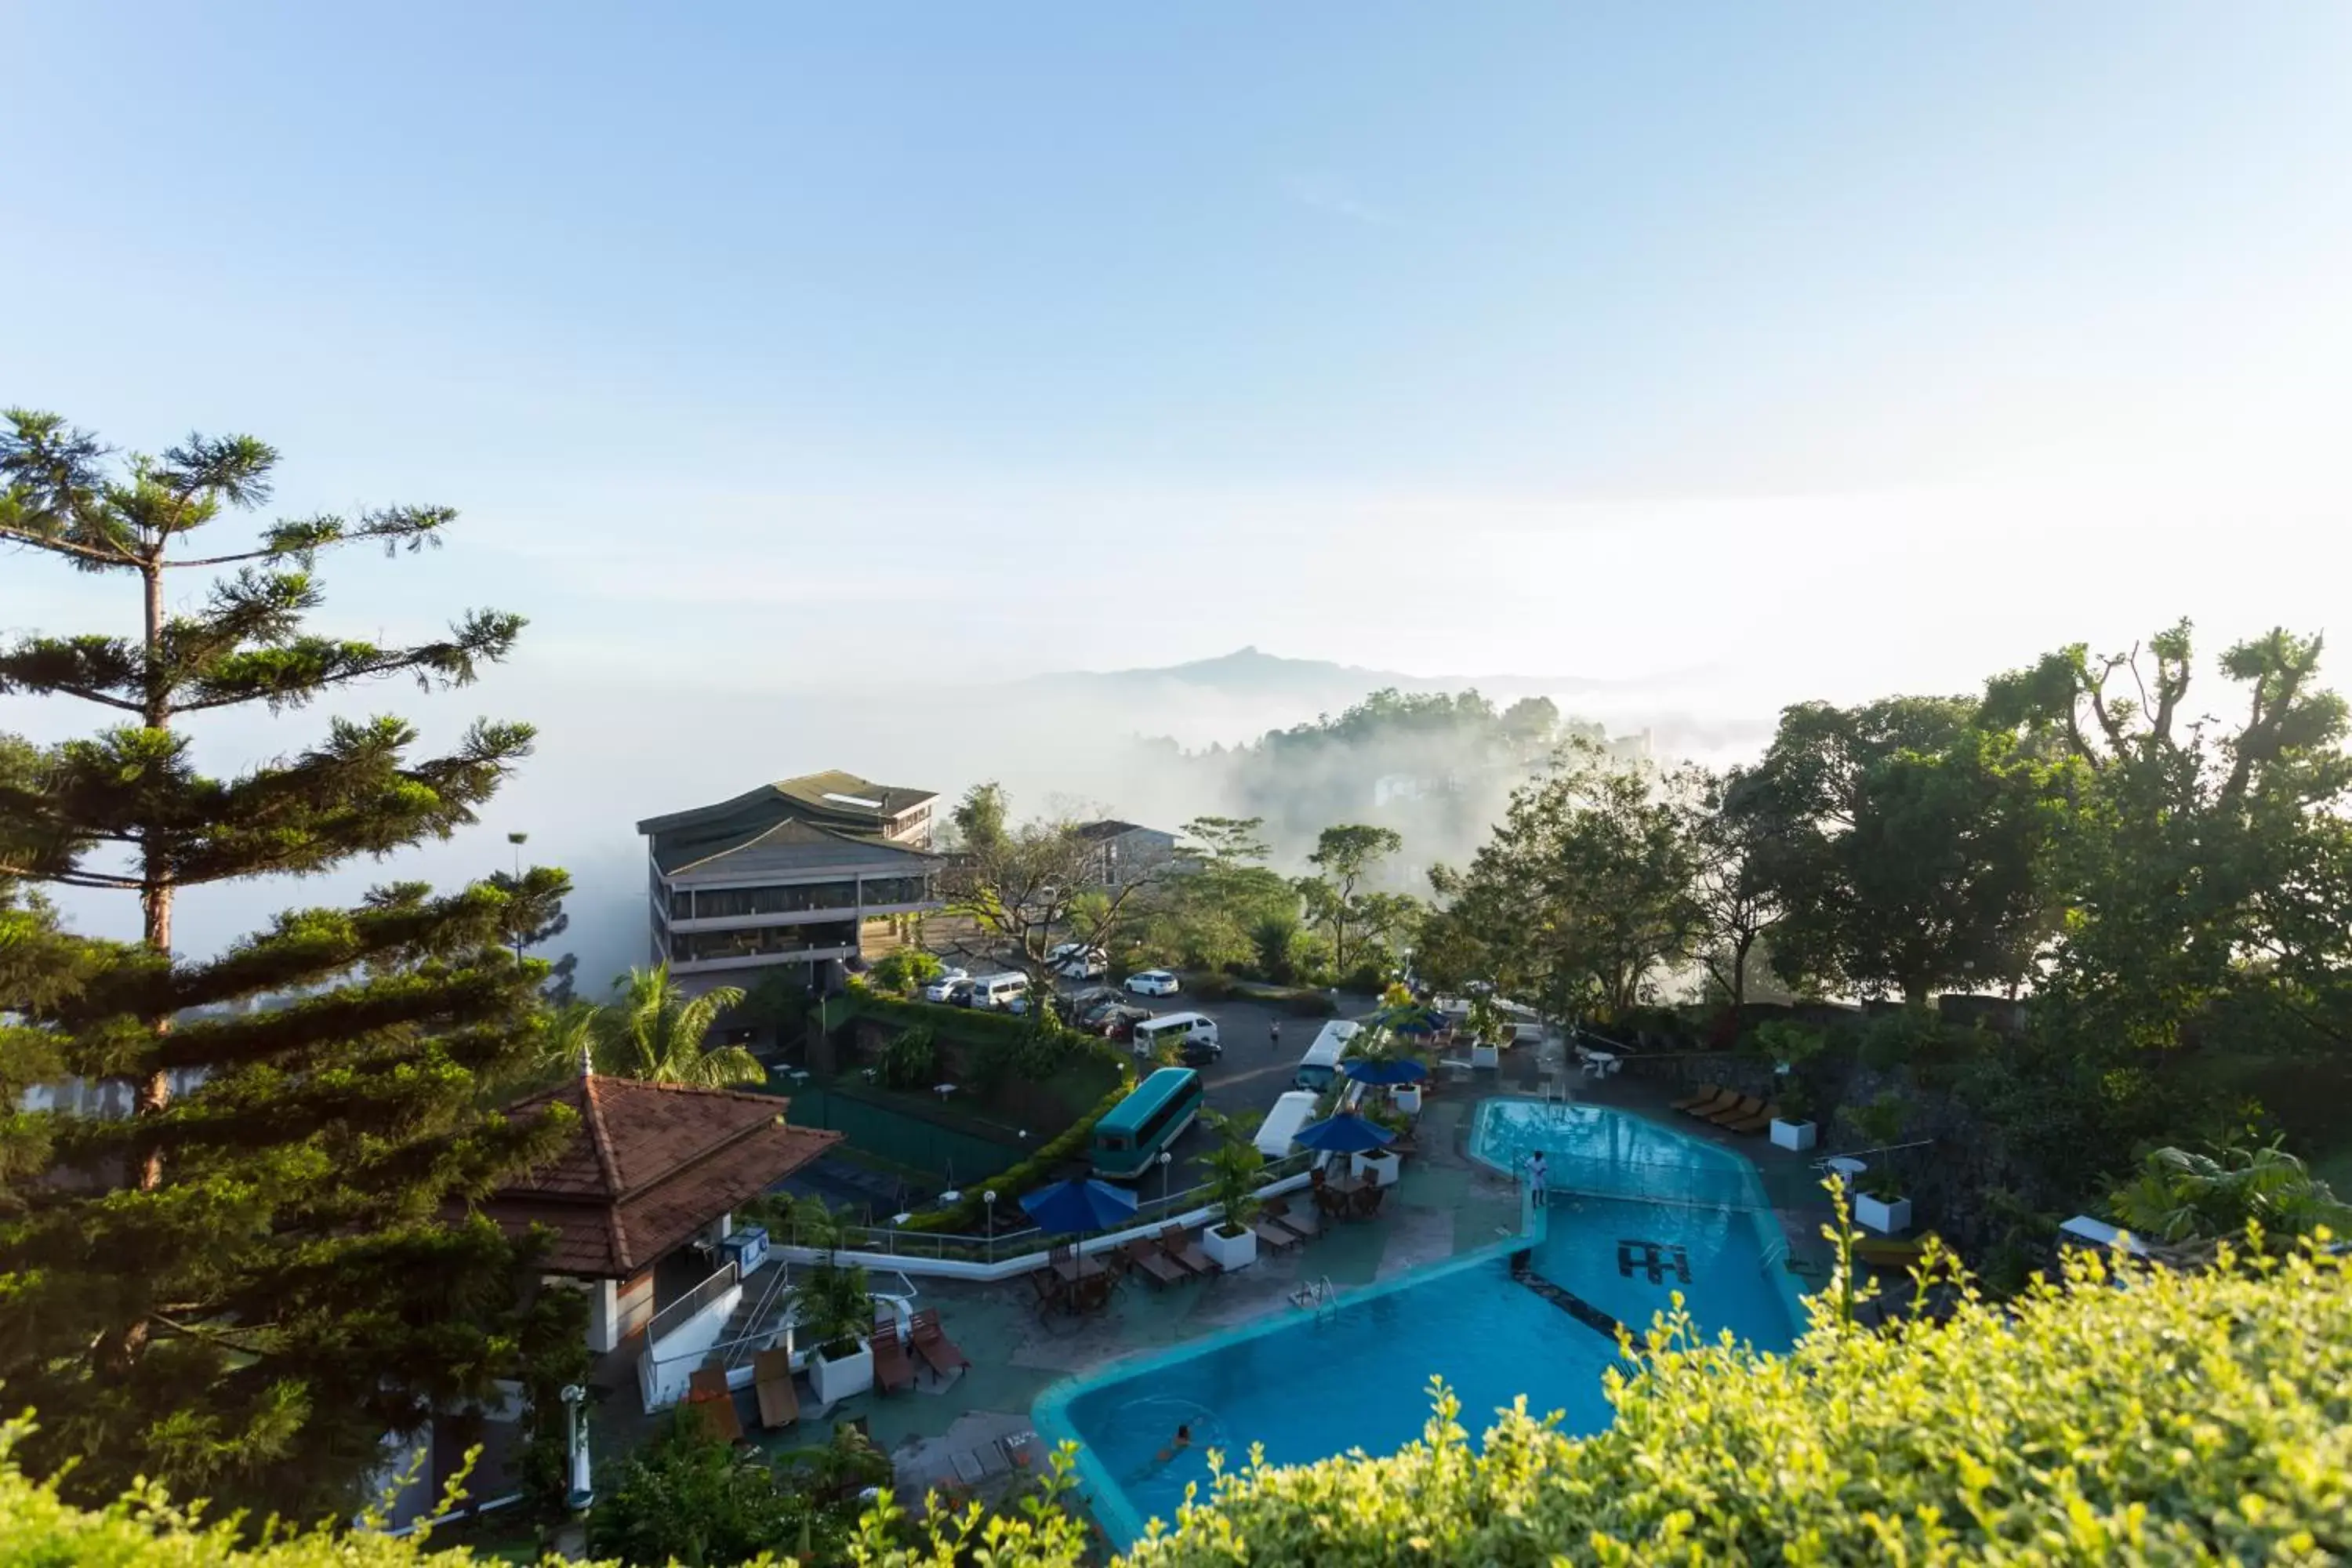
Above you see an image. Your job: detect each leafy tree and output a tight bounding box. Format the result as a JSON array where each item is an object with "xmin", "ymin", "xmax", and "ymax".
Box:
[
  {"xmin": 939, "ymin": 787, "xmax": 1165, "ymax": 993},
  {"xmin": 869, "ymin": 948, "xmax": 943, "ymax": 996},
  {"xmin": 0, "ymin": 409, "xmax": 571, "ymax": 1519},
  {"xmin": 1983, "ymin": 620, "xmax": 2352, "ymax": 1054},
  {"xmin": 1419, "ymin": 744, "xmax": 1699, "ymax": 1020},
  {"xmin": 1683, "ymin": 767, "xmax": 1784, "ymax": 1007},
  {"xmin": 1136, "ymin": 816, "xmax": 1298, "ymax": 975},
  {"xmin": 488, "ymin": 849, "xmax": 576, "ymax": 1004},
  {"xmin": 1296, "ymin": 824, "xmax": 1410, "ymax": 978},
  {"xmin": 1730, "ymin": 697, "xmax": 2063, "ymax": 1006},
  {"xmin": 593, "ymin": 964, "xmax": 763, "ymax": 1087},
  {"xmin": 585, "ymin": 1413, "xmax": 829, "ymax": 1566}
]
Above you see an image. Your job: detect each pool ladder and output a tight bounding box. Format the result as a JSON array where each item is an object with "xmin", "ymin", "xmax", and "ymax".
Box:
[
  {"xmin": 1759, "ymin": 1238, "xmax": 1790, "ymax": 1278},
  {"xmin": 1294, "ymin": 1276, "xmax": 1340, "ymax": 1320}
]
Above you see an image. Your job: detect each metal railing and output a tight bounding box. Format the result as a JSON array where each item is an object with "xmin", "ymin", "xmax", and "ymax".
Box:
[
  {"xmin": 771, "ymin": 1149, "xmax": 1319, "ymax": 1262},
  {"xmin": 645, "ymin": 1258, "xmax": 738, "ymax": 1346}
]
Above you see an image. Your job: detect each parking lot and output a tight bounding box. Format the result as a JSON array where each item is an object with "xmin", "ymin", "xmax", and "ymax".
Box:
[{"xmin": 1078, "ymin": 984, "xmax": 1382, "ymax": 1201}]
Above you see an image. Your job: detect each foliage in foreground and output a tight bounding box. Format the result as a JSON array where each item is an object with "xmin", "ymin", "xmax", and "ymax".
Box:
[
  {"xmin": 4, "ymin": 1244, "xmax": 2343, "ymax": 1566},
  {"xmin": 1123, "ymin": 1240, "xmax": 2350, "ymax": 1566}
]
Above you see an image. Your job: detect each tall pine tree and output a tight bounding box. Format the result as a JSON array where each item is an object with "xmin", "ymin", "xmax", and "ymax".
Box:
[{"xmin": 0, "ymin": 409, "xmax": 579, "ymax": 1521}]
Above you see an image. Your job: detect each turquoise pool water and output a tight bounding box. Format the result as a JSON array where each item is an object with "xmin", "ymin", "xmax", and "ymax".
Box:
[{"xmin": 1032, "ymin": 1099, "xmax": 1807, "ymax": 1548}]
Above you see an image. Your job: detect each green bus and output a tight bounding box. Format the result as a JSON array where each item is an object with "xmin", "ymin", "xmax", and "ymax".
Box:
[{"xmin": 1090, "ymin": 1067, "xmax": 1204, "ymax": 1181}]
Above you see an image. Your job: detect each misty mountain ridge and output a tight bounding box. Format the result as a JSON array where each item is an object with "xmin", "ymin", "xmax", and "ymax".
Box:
[{"xmin": 1022, "ymin": 645, "xmax": 1616, "ymax": 710}]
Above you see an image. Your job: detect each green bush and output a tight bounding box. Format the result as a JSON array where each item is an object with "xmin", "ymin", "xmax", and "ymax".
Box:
[
  {"xmin": 1116, "ymin": 1241, "xmax": 2352, "ymax": 1565},
  {"xmin": 896, "ymin": 1078, "xmax": 1134, "ymax": 1235},
  {"xmin": 1182, "ymin": 970, "xmax": 1238, "ymax": 1000},
  {"xmin": 868, "ymin": 949, "xmax": 943, "ymax": 996}
]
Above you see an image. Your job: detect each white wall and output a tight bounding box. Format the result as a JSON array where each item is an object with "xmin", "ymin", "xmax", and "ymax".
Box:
[{"xmin": 635, "ymin": 1283, "xmax": 743, "ymax": 1412}]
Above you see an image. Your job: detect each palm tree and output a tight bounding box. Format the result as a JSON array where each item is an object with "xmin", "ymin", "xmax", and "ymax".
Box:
[{"xmin": 593, "ymin": 964, "xmax": 764, "ymax": 1087}]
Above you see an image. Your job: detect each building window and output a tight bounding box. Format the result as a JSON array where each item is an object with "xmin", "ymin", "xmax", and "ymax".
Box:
[
  {"xmin": 860, "ymin": 874, "xmax": 932, "ymax": 907},
  {"xmin": 669, "ymin": 887, "xmax": 694, "ymax": 920},
  {"xmin": 673, "ymin": 921, "xmax": 858, "ymax": 963},
  {"xmin": 690, "ymin": 880, "xmax": 858, "ymax": 919}
]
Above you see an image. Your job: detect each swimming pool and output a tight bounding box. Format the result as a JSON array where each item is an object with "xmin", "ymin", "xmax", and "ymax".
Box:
[{"xmin": 1032, "ymin": 1098, "xmax": 1808, "ymax": 1548}]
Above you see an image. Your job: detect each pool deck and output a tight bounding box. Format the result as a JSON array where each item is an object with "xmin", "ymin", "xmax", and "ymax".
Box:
[{"xmin": 590, "ymin": 1060, "xmax": 1839, "ymax": 1513}]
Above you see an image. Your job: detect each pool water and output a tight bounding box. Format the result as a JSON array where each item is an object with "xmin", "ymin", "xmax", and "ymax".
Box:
[{"xmin": 1033, "ymin": 1099, "xmax": 1809, "ymax": 1548}]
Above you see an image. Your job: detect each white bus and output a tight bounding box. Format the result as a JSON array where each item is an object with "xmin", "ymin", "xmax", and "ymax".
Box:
[{"xmin": 1292, "ymin": 1019, "xmax": 1361, "ymax": 1092}]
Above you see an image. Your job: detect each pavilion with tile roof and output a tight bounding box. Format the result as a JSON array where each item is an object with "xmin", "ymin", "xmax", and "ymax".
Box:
[{"xmin": 482, "ymin": 1073, "xmax": 841, "ymax": 1351}]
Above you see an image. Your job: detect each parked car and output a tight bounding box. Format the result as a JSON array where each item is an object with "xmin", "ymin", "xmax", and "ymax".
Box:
[
  {"xmin": 942, "ymin": 978, "xmax": 976, "ymax": 1007},
  {"xmin": 1177, "ymin": 1035, "xmax": 1224, "ymax": 1067},
  {"xmin": 919, "ymin": 967, "xmax": 971, "ymax": 1003},
  {"xmin": 1126, "ymin": 969, "xmax": 1180, "ymax": 997},
  {"xmin": 1088, "ymin": 1004, "xmax": 1152, "ymax": 1040}
]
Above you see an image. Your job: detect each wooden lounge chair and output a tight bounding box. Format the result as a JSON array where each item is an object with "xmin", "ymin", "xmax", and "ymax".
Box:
[
  {"xmin": 870, "ymin": 1312, "xmax": 916, "ymax": 1395},
  {"xmin": 686, "ymin": 1367, "xmax": 742, "ymax": 1443},
  {"xmin": 753, "ymin": 1347, "xmax": 799, "ymax": 1429},
  {"xmin": 1681, "ymin": 1087, "xmax": 1742, "ymax": 1119},
  {"xmin": 1123, "ymin": 1237, "xmax": 1185, "ymax": 1288},
  {"xmin": 1159, "ymin": 1223, "xmax": 1215, "ymax": 1277},
  {"xmin": 1725, "ymin": 1103, "xmax": 1780, "ymax": 1135},
  {"xmin": 1250, "ymin": 1211, "xmax": 1302, "ymax": 1251},
  {"xmin": 1705, "ymin": 1095, "xmax": 1766, "ymax": 1127},
  {"xmin": 1671, "ymin": 1082, "xmax": 1725, "ymax": 1112},
  {"xmin": 1267, "ymin": 1195, "xmax": 1322, "ymax": 1243},
  {"xmin": 909, "ymin": 1309, "xmax": 971, "ymax": 1379}
]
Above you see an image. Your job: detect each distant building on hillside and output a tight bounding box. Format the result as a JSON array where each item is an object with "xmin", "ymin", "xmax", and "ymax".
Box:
[
  {"xmin": 1073, "ymin": 819, "xmax": 1180, "ymax": 887},
  {"xmin": 635, "ymin": 770, "xmax": 942, "ymax": 992}
]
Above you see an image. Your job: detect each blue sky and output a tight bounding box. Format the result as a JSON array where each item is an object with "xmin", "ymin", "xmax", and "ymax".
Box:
[
  {"xmin": 8, "ymin": 2, "xmax": 2350, "ymax": 687},
  {"xmin": 7, "ymin": 3, "xmax": 2352, "ymax": 967}
]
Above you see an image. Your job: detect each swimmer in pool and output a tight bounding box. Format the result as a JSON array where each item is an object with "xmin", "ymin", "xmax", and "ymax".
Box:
[{"xmin": 1155, "ymin": 1424, "xmax": 1192, "ymax": 1463}]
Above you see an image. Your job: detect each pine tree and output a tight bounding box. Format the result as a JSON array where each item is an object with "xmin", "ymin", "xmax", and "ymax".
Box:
[{"xmin": 0, "ymin": 409, "xmax": 580, "ymax": 1520}]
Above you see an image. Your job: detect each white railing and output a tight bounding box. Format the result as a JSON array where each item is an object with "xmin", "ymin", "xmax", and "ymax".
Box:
[{"xmin": 646, "ymin": 1259, "xmax": 739, "ymax": 1345}]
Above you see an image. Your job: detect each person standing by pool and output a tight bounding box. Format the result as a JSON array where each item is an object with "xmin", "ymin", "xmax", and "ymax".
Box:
[{"xmin": 1529, "ymin": 1149, "xmax": 1548, "ymax": 1204}]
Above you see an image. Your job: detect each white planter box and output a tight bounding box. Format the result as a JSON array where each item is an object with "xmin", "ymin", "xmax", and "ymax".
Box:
[
  {"xmin": 1855, "ymin": 1194, "xmax": 1912, "ymax": 1236},
  {"xmin": 808, "ymin": 1338, "xmax": 873, "ymax": 1405},
  {"xmin": 1769, "ymin": 1118, "xmax": 1819, "ymax": 1152},
  {"xmin": 1468, "ymin": 1041, "xmax": 1501, "ymax": 1069},
  {"xmin": 1392, "ymin": 1084, "xmax": 1423, "ymax": 1114},
  {"xmin": 1202, "ymin": 1223, "xmax": 1257, "ymax": 1272},
  {"xmin": 1352, "ymin": 1149, "xmax": 1402, "ymax": 1187}
]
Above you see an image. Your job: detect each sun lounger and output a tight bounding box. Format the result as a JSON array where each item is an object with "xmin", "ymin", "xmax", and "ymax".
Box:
[
  {"xmin": 1123, "ymin": 1237, "xmax": 1185, "ymax": 1287},
  {"xmin": 686, "ymin": 1367, "xmax": 742, "ymax": 1443},
  {"xmin": 1250, "ymin": 1214, "xmax": 1301, "ymax": 1251},
  {"xmin": 1267, "ymin": 1196, "xmax": 1322, "ymax": 1242},
  {"xmin": 909, "ymin": 1309, "xmax": 971, "ymax": 1379},
  {"xmin": 1681, "ymin": 1087, "xmax": 1742, "ymax": 1118},
  {"xmin": 753, "ymin": 1348, "xmax": 799, "ymax": 1428},
  {"xmin": 1725, "ymin": 1103, "xmax": 1780, "ymax": 1135},
  {"xmin": 1671, "ymin": 1083, "xmax": 1725, "ymax": 1112},
  {"xmin": 1705, "ymin": 1095, "xmax": 1765, "ymax": 1127},
  {"xmin": 870, "ymin": 1312, "xmax": 916, "ymax": 1394},
  {"xmin": 1159, "ymin": 1223, "xmax": 1215, "ymax": 1276}
]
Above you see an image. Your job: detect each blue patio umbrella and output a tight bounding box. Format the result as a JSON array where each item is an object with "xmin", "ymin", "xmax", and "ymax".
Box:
[
  {"xmin": 1292, "ymin": 1112, "xmax": 1397, "ymax": 1155},
  {"xmin": 1370, "ymin": 1003, "xmax": 1446, "ymax": 1037},
  {"xmin": 1018, "ymin": 1176, "xmax": 1139, "ymax": 1235},
  {"xmin": 1341, "ymin": 1056, "xmax": 1429, "ymax": 1087}
]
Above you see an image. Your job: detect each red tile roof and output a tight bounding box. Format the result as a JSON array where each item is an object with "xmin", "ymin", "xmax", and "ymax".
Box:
[{"xmin": 479, "ymin": 1076, "xmax": 840, "ymax": 1278}]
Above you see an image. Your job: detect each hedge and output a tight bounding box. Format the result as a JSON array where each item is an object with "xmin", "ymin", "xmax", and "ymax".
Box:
[
  {"xmin": 8, "ymin": 1244, "xmax": 2346, "ymax": 1566},
  {"xmin": 894, "ymin": 1078, "xmax": 1134, "ymax": 1235},
  {"xmin": 839, "ymin": 987, "xmax": 1035, "ymax": 1045}
]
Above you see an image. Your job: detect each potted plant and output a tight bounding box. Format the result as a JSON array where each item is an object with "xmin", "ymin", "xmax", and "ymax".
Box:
[
  {"xmin": 1201, "ymin": 1135, "xmax": 1265, "ymax": 1272},
  {"xmin": 1464, "ymin": 994, "xmax": 1504, "ymax": 1070},
  {"xmin": 1769, "ymin": 1080, "xmax": 1819, "ymax": 1152},
  {"xmin": 1847, "ymin": 1094, "xmax": 1911, "ymax": 1234},
  {"xmin": 1352, "ymin": 1100, "xmax": 1406, "ymax": 1188},
  {"xmin": 791, "ymin": 1258, "xmax": 875, "ymax": 1405}
]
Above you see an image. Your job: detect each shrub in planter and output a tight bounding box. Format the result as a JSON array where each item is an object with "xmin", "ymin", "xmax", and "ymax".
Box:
[{"xmin": 790, "ymin": 1259, "xmax": 873, "ymax": 1362}]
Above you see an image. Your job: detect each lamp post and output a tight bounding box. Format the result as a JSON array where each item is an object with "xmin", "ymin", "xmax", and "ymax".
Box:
[
  {"xmin": 1158, "ymin": 1149, "xmax": 1174, "ymax": 1210},
  {"xmin": 506, "ymin": 831, "xmax": 529, "ymax": 965},
  {"xmin": 984, "ymin": 1189, "xmax": 998, "ymax": 1264},
  {"xmin": 561, "ymin": 1383, "xmax": 592, "ymax": 1510}
]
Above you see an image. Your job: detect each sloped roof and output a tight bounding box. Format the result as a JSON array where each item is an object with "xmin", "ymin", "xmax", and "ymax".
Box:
[
  {"xmin": 481, "ymin": 1076, "xmax": 840, "ymax": 1278},
  {"xmin": 1073, "ymin": 819, "xmax": 1145, "ymax": 841},
  {"xmin": 656, "ymin": 815, "xmax": 938, "ymax": 877},
  {"xmin": 635, "ymin": 771, "xmax": 936, "ymax": 840}
]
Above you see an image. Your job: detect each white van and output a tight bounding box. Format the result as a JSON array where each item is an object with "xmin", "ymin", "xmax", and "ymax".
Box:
[
  {"xmin": 968, "ymin": 972, "xmax": 1030, "ymax": 1011},
  {"xmin": 1132, "ymin": 1011, "xmax": 1220, "ymax": 1060},
  {"xmin": 1292, "ymin": 1019, "xmax": 1361, "ymax": 1092},
  {"xmin": 1254, "ymin": 1091, "xmax": 1321, "ymax": 1160},
  {"xmin": 1047, "ymin": 942, "xmax": 1107, "ymax": 979}
]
